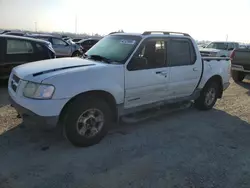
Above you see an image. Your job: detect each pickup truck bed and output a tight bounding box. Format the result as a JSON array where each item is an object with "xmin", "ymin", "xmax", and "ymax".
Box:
[{"xmin": 231, "ymin": 48, "xmax": 250, "ymax": 82}]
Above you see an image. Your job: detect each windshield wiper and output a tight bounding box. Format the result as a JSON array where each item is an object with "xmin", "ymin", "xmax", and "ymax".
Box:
[{"xmin": 88, "ymin": 55, "xmax": 112, "ymax": 63}]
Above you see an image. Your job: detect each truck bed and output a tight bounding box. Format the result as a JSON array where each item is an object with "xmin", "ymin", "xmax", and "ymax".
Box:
[{"xmin": 231, "ymin": 48, "xmax": 250, "ymax": 71}]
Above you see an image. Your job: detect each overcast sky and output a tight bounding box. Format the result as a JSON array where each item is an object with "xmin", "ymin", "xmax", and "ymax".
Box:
[{"xmin": 0, "ymin": 0, "xmax": 250, "ymax": 42}]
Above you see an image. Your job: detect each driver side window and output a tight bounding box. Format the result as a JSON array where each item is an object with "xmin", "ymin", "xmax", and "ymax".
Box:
[
  {"xmin": 127, "ymin": 39, "xmax": 167, "ymax": 71},
  {"xmin": 52, "ymin": 38, "xmax": 67, "ymax": 46}
]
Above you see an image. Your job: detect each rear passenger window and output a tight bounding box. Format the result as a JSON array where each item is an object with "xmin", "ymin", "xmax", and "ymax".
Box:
[
  {"xmin": 169, "ymin": 39, "xmax": 196, "ymax": 66},
  {"xmin": 7, "ymin": 39, "xmax": 33, "ymax": 54},
  {"xmin": 36, "ymin": 43, "xmax": 44, "ymax": 52}
]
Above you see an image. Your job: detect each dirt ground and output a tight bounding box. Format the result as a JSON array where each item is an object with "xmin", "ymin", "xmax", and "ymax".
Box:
[{"xmin": 1, "ymin": 80, "xmax": 250, "ymax": 188}]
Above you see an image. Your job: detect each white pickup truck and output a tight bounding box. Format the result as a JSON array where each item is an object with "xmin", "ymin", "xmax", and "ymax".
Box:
[{"xmin": 8, "ymin": 31, "xmax": 231, "ymax": 147}]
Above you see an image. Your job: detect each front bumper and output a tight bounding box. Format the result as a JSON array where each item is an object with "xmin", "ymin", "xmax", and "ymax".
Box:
[
  {"xmin": 223, "ymin": 82, "xmax": 230, "ymax": 90},
  {"xmin": 9, "ymin": 96, "xmax": 58, "ymax": 128}
]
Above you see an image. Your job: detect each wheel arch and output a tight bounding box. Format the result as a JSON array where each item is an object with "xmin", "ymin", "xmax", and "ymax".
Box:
[
  {"xmin": 203, "ymin": 75, "xmax": 223, "ymax": 98},
  {"xmin": 58, "ymin": 90, "xmax": 118, "ymax": 125}
]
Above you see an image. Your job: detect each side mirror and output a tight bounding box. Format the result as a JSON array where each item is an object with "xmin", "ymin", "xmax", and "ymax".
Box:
[{"xmin": 128, "ymin": 56, "xmax": 147, "ymax": 70}]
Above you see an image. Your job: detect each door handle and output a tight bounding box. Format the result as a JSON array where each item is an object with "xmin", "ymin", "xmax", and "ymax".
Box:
[
  {"xmin": 155, "ymin": 71, "xmax": 168, "ymax": 77},
  {"xmin": 193, "ymin": 67, "xmax": 198, "ymax": 71}
]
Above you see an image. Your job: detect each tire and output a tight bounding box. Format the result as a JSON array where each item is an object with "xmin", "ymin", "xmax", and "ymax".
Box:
[
  {"xmin": 231, "ymin": 70, "xmax": 245, "ymax": 82},
  {"xmin": 71, "ymin": 51, "xmax": 82, "ymax": 57},
  {"xmin": 63, "ymin": 96, "xmax": 112, "ymax": 147},
  {"xmin": 194, "ymin": 81, "xmax": 219, "ymax": 111}
]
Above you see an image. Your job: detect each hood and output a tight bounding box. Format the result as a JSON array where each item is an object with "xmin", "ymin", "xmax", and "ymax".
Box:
[
  {"xmin": 199, "ymin": 48, "xmax": 221, "ymax": 53},
  {"xmin": 13, "ymin": 57, "xmax": 98, "ymax": 80}
]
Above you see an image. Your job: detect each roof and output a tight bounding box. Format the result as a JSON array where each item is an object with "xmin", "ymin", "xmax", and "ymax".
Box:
[
  {"xmin": 110, "ymin": 31, "xmax": 192, "ymax": 39},
  {"xmin": 29, "ymin": 34, "xmax": 60, "ymax": 38},
  {"xmin": 0, "ymin": 35, "xmax": 50, "ymax": 44}
]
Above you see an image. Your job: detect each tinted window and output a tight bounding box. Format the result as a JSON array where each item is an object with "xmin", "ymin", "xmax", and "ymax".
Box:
[
  {"xmin": 82, "ymin": 40, "xmax": 90, "ymax": 45},
  {"xmin": 90, "ymin": 40, "xmax": 98, "ymax": 45},
  {"xmin": 36, "ymin": 43, "xmax": 44, "ymax": 52},
  {"xmin": 7, "ymin": 39, "xmax": 33, "ymax": 54},
  {"xmin": 52, "ymin": 38, "xmax": 67, "ymax": 45},
  {"xmin": 86, "ymin": 35, "xmax": 141, "ymax": 63},
  {"xmin": 206, "ymin": 42, "xmax": 228, "ymax": 50},
  {"xmin": 169, "ymin": 39, "xmax": 196, "ymax": 66},
  {"xmin": 127, "ymin": 39, "xmax": 166, "ymax": 70}
]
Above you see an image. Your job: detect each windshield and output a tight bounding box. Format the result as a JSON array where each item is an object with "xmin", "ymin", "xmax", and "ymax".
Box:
[
  {"xmin": 85, "ymin": 35, "xmax": 142, "ymax": 63},
  {"xmin": 206, "ymin": 42, "xmax": 228, "ymax": 50},
  {"xmin": 66, "ymin": 39, "xmax": 75, "ymax": 44}
]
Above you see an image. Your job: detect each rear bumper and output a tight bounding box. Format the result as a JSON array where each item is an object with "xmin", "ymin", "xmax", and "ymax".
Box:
[{"xmin": 9, "ymin": 96, "xmax": 58, "ymax": 129}]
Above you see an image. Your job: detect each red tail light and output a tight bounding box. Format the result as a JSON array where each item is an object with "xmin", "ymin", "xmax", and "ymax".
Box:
[{"xmin": 230, "ymin": 50, "xmax": 235, "ymax": 60}]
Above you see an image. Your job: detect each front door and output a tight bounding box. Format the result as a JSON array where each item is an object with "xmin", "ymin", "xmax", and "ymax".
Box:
[
  {"xmin": 124, "ymin": 38, "xmax": 170, "ymax": 109},
  {"xmin": 0, "ymin": 38, "xmax": 36, "ymax": 79},
  {"xmin": 51, "ymin": 38, "xmax": 71, "ymax": 57},
  {"xmin": 167, "ymin": 38, "xmax": 202, "ymax": 98}
]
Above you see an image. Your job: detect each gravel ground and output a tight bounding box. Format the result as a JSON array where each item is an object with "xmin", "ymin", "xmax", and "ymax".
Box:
[{"xmin": 1, "ymin": 80, "xmax": 250, "ymax": 188}]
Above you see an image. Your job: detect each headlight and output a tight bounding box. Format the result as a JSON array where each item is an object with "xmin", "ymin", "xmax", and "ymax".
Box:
[{"xmin": 23, "ymin": 81, "xmax": 55, "ymax": 99}]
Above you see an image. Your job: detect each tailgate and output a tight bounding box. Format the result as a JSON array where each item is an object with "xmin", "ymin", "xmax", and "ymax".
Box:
[{"xmin": 231, "ymin": 48, "xmax": 250, "ymax": 70}]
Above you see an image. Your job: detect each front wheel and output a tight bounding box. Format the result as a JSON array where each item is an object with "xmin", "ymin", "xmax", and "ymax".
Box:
[
  {"xmin": 63, "ymin": 96, "xmax": 112, "ymax": 147},
  {"xmin": 72, "ymin": 51, "xmax": 82, "ymax": 57},
  {"xmin": 231, "ymin": 70, "xmax": 245, "ymax": 82},
  {"xmin": 194, "ymin": 82, "xmax": 219, "ymax": 111}
]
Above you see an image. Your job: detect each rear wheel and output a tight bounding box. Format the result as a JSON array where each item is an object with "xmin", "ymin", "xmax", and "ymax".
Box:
[
  {"xmin": 231, "ymin": 70, "xmax": 245, "ymax": 82},
  {"xmin": 72, "ymin": 51, "xmax": 82, "ymax": 57},
  {"xmin": 194, "ymin": 82, "xmax": 219, "ymax": 110},
  {"xmin": 63, "ymin": 96, "xmax": 112, "ymax": 147}
]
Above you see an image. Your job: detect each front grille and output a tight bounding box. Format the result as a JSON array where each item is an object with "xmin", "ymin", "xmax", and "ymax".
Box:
[
  {"xmin": 200, "ymin": 51, "xmax": 211, "ymax": 57},
  {"xmin": 10, "ymin": 74, "xmax": 20, "ymax": 92}
]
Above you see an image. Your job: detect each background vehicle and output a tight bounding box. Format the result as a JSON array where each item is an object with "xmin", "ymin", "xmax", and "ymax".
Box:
[
  {"xmin": 0, "ymin": 35, "xmax": 55, "ymax": 79},
  {"xmin": 29, "ymin": 34, "xmax": 83, "ymax": 57},
  {"xmin": 76, "ymin": 38, "xmax": 100, "ymax": 53},
  {"xmin": 230, "ymin": 48, "xmax": 250, "ymax": 82},
  {"xmin": 200, "ymin": 41, "xmax": 239, "ymax": 57},
  {"xmin": 8, "ymin": 31, "xmax": 231, "ymax": 147}
]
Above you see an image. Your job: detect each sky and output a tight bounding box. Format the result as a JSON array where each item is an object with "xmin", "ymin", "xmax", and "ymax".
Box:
[{"xmin": 0, "ymin": 0, "xmax": 250, "ymax": 42}]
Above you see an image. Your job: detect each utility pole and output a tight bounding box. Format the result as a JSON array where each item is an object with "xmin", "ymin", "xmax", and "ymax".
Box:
[
  {"xmin": 226, "ymin": 34, "xmax": 228, "ymax": 41},
  {"xmin": 75, "ymin": 15, "xmax": 77, "ymax": 34},
  {"xmin": 34, "ymin": 22, "xmax": 37, "ymax": 32}
]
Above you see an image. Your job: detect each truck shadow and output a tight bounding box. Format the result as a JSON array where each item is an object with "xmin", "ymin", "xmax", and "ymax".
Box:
[
  {"xmin": 235, "ymin": 80, "xmax": 250, "ymax": 95},
  {"xmin": 1, "ymin": 108, "xmax": 250, "ymax": 187},
  {"xmin": 0, "ymin": 86, "xmax": 9, "ymax": 107}
]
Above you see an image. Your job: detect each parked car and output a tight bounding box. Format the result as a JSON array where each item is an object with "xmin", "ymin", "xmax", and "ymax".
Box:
[
  {"xmin": 0, "ymin": 35, "xmax": 55, "ymax": 79},
  {"xmin": 8, "ymin": 31, "xmax": 231, "ymax": 147},
  {"xmin": 76, "ymin": 38, "xmax": 100, "ymax": 53},
  {"xmin": 200, "ymin": 41, "xmax": 239, "ymax": 57},
  {"xmin": 230, "ymin": 48, "xmax": 250, "ymax": 82},
  {"xmin": 29, "ymin": 34, "xmax": 83, "ymax": 57}
]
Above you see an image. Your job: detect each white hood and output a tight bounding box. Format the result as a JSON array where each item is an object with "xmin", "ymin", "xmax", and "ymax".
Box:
[
  {"xmin": 13, "ymin": 57, "xmax": 100, "ymax": 80},
  {"xmin": 199, "ymin": 48, "xmax": 221, "ymax": 53}
]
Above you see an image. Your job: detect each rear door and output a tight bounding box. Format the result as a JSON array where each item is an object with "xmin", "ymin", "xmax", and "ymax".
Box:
[
  {"xmin": 51, "ymin": 37, "xmax": 71, "ymax": 57},
  {"xmin": 2, "ymin": 38, "xmax": 36, "ymax": 78},
  {"xmin": 167, "ymin": 38, "xmax": 201, "ymax": 98}
]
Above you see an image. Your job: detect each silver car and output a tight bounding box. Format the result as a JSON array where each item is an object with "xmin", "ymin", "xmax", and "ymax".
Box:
[{"xmin": 29, "ymin": 34, "xmax": 83, "ymax": 57}]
